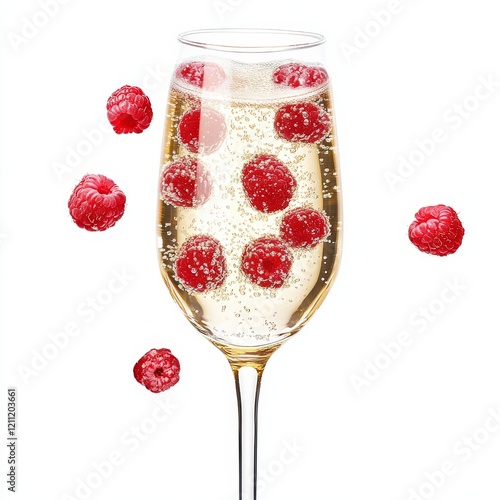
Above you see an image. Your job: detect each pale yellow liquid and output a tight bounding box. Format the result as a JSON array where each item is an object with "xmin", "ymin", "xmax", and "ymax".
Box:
[{"xmin": 157, "ymin": 61, "xmax": 342, "ymax": 354}]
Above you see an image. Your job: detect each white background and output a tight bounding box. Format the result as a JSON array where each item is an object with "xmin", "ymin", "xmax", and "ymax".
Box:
[{"xmin": 2, "ymin": 0, "xmax": 500, "ymax": 499}]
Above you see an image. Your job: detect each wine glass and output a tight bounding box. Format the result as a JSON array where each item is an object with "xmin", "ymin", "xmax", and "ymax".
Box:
[{"xmin": 157, "ymin": 28, "xmax": 342, "ymax": 499}]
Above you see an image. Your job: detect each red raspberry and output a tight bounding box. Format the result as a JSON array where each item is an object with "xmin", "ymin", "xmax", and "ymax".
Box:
[
  {"xmin": 178, "ymin": 107, "xmax": 226, "ymax": 154},
  {"xmin": 133, "ymin": 348, "xmax": 180, "ymax": 393},
  {"xmin": 106, "ymin": 85, "xmax": 153, "ymax": 134},
  {"xmin": 280, "ymin": 207, "xmax": 330, "ymax": 248},
  {"xmin": 175, "ymin": 235, "xmax": 227, "ymax": 293},
  {"xmin": 160, "ymin": 157, "xmax": 212, "ymax": 208},
  {"xmin": 241, "ymin": 237, "xmax": 293, "ymax": 289},
  {"xmin": 175, "ymin": 61, "xmax": 226, "ymax": 90},
  {"xmin": 274, "ymin": 102, "xmax": 331, "ymax": 143},
  {"xmin": 68, "ymin": 174, "xmax": 126, "ymax": 231},
  {"xmin": 408, "ymin": 204, "xmax": 465, "ymax": 256},
  {"xmin": 273, "ymin": 63, "xmax": 328, "ymax": 88},
  {"xmin": 242, "ymin": 155, "xmax": 297, "ymax": 213}
]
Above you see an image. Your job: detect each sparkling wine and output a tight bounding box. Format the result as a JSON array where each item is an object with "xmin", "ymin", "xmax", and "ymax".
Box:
[{"xmin": 157, "ymin": 59, "xmax": 342, "ymax": 349}]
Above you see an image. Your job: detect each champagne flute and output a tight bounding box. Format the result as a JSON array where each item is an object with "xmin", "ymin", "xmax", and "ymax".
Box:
[{"xmin": 157, "ymin": 28, "xmax": 342, "ymax": 499}]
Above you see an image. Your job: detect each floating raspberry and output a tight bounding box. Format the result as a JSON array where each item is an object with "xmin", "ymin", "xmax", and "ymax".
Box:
[
  {"xmin": 175, "ymin": 61, "xmax": 226, "ymax": 90},
  {"xmin": 241, "ymin": 237, "xmax": 293, "ymax": 288},
  {"xmin": 273, "ymin": 63, "xmax": 328, "ymax": 88},
  {"xmin": 280, "ymin": 207, "xmax": 330, "ymax": 248},
  {"xmin": 274, "ymin": 102, "xmax": 331, "ymax": 143},
  {"xmin": 161, "ymin": 157, "xmax": 212, "ymax": 208},
  {"xmin": 175, "ymin": 235, "xmax": 227, "ymax": 293},
  {"xmin": 408, "ymin": 204, "xmax": 464, "ymax": 256},
  {"xmin": 133, "ymin": 348, "xmax": 180, "ymax": 393},
  {"xmin": 106, "ymin": 85, "xmax": 153, "ymax": 134},
  {"xmin": 242, "ymin": 155, "xmax": 297, "ymax": 213},
  {"xmin": 178, "ymin": 107, "xmax": 226, "ymax": 154},
  {"xmin": 68, "ymin": 174, "xmax": 126, "ymax": 231}
]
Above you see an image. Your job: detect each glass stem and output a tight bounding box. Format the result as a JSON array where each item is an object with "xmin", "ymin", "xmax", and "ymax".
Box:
[{"xmin": 232, "ymin": 364, "xmax": 265, "ymax": 500}]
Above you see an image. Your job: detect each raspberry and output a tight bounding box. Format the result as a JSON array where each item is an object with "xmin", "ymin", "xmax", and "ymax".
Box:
[
  {"xmin": 160, "ymin": 157, "xmax": 212, "ymax": 208},
  {"xmin": 273, "ymin": 63, "xmax": 328, "ymax": 88},
  {"xmin": 178, "ymin": 107, "xmax": 226, "ymax": 154},
  {"xmin": 106, "ymin": 85, "xmax": 153, "ymax": 134},
  {"xmin": 280, "ymin": 207, "xmax": 330, "ymax": 248},
  {"xmin": 175, "ymin": 235, "xmax": 227, "ymax": 293},
  {"xmin": 175, "ymin": 61, "xmax": 226, "ymax": 90},
  {"xmin": 241, "ymin": 237, "xmax": 293, "ymax": 289},
  {"xmin": 408, "ymin": 204, "xmax": 465, "ymax": 256},
  {"xmin": 242, "ymin": 155, "xmax": 297, "ymax": 213},
  {"xmin": 68, "ymin": 174, "xmax": 126, "ymax": 231},
  {"xmin": 274, "ymin": 102, "xmax": 331, "ymax": 143},
  {"xmin": 133, "ymin": 348, "xmax": 180, "ymax": 393}
]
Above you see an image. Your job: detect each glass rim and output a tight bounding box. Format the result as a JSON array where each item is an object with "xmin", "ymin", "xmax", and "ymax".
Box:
[{"xmin": 177, "ymin": 28, "xmax": 326, "ymax": 53}]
